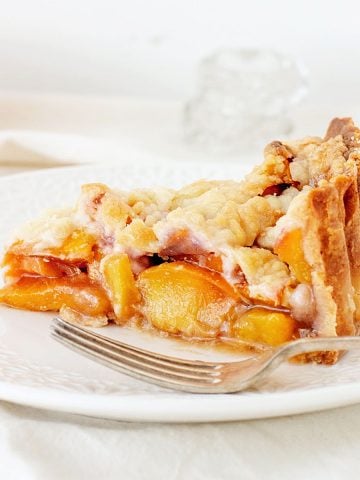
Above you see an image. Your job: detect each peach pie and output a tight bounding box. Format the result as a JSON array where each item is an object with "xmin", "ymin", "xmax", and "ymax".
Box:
[{"xmin": 1, "ymin": 117, "xmax": 360, "ymax": 364}]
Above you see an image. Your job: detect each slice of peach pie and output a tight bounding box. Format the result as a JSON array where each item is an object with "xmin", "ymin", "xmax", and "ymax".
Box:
[{"xmin": 1, "ymin": 117, "xmax": 360, "ymax": 364}]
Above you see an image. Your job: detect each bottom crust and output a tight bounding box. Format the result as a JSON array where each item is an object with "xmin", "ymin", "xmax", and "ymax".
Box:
[{"xmin": 294, "ymin": 350, "xmax": 341, "ymax": 365}]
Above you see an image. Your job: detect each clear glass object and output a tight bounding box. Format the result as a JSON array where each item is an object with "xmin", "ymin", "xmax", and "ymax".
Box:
[{"xmin": 184, "ymin": 49, "xmax": 308, "ymax": 154}]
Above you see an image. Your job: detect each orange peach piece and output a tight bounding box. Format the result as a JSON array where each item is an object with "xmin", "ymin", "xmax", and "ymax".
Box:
[
  {"xmin": 168, "ymin": 254, "xmax": 223, "ymax": 273},
  {"xmin": 50, "ymin": 229, "xmax": 96, "ymax": 262},
  {"xmin": 137, "ymin": 261, "xmax": 238, "ymax": 337},
  {"xmin": 203, "ymin": 253, "xmax": 223, "ymax": 273},
  {"xmin": 0, "ymin": 274, "xmax": 111, "ymax": 316},
  {"xmin": 274, "ymin": 228, "xmax": 311, "ymax": 284},
  {"xmin": 231, "ymin": 307, "xmax": 295, "ymax": 346},
  {"xmin": 3, "ymin": 254, "xmax": 80, "ymax": 279},
  {"xmin": 101, "ymin": 253, "xmax": 141, "ymax": 324}
]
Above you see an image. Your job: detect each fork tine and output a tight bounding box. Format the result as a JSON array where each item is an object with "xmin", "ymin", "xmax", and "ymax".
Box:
[
  {"xmin": 52, "ymin": 317, "xmax": 221, "ymax": 372},
  {"xmin": 52, "ymin": 331, "xmax": 213, "ymax": 391},
  {"xmin": 51, "ymin": 322, "xmax": 222, "ymax": 382},
  {"xmin": 51, "ymin": 327, "xmax": 222, "ymax": 390}
]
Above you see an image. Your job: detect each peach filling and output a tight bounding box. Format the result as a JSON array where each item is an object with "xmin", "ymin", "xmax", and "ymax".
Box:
[
  {"xmin": 137, "ymin": 261, "xmax": 296, "ymax": 344},
  {"xmin": 274, "ymin": 229, "xmax": 311, "ymax": 284},
  {"xmin": 7, "ymin": 230, "xmax": 97, "ymax": 262},
  {"xmin": 0, "ymin": 273, "xmax": 111, "ymax": 316},
  {"xmin": 49, "ymin": 229, "xmax": 96, "ymax": 261},
  {"xmin": 137, "ymin": 261, "xmax": 239, "ymax": 338},
  {"xmin": 3, "ymin": 254, "xmax": 81, "ymax": 280},
  {"xmin": 101, "ymin": 253, "xmax": 141, "ymax": 324},
  {"xmin": 0, "ymin": 252, "xmax": 297, "ymax": 346},
  {"xmin": 231, "ymin": 308, "xmax": 295, "ymax": 346}
]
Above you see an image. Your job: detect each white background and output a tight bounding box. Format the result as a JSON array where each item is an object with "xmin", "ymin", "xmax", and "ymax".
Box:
[
  {"xmin": 1, "ymin": 3, "xmax": 360, "ymax": 479},
  {"xmin": 0, "ymin": 0, "xmax": 359, "ymax": 105}
]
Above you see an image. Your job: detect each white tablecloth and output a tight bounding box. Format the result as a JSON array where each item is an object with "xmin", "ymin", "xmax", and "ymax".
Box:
[
  {"xmin": 1, "ymin": 93, "xmax": 360, "ymax": 479},
  {"xmin": 1, "ymin": 401, "xmax": 360, "ymax": 479}
]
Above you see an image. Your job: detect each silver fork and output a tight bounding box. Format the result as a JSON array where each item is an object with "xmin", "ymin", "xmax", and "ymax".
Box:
[{"xmin": 50, "ymin": 317, "xmax": 360, "ymax": 394}]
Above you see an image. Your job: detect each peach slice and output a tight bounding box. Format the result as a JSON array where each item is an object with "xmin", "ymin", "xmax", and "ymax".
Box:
[
  {"xmin": 203, "ymin": 253, "xmax": 223, "ymax": 273},
  {"xmin": 7, "ymin": 230, "xmax": 97, "ymax": 264},
  {"xmin": 50, "ymin": 229, "xmax": 96, "ymax": 262},
  {"xmin": 101, "ymin": 253, "xmax": 141, "ymax": 324},
  {"xmin": 137, "ymin": 261, "xmax": 238, "ymax": 337},
  {"xmin": 0, "ymin": 274, "xmax": 111, "ymax": 316},
  {"xmin": 170, "ymin": 253, "xmax": 223, "ymax": 273},
  {"xmin": 3, "ymin": 254, "xmax": 80, "ymax": 279},
  {"xmin": 274, "ymin": 228, "xmax": 311, "ymax": 284},
  {"xmin": 231, "ymin": 307, "xmax": 296, "ymax": 346}
]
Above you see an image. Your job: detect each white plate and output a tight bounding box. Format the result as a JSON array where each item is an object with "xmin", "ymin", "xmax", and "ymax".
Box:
[{"xmin": 2, "ymin": 162, "xmax": 360, "ymax": 423}]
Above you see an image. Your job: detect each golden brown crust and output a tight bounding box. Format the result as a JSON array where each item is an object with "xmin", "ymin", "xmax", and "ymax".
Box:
[
  {"xmin": 308, "ymin": 184, "xmax": 355, "ymax": 336},
  {"xmin": 293, "ymin": 350, "xmax": 340, "ymax": 365},
  {"xmin": 325, "ymin": 117, "xmax": 355, "ymax": 143},
  {"xmin": 292, "ymin": 181, "xmax": 355, "ymax": 364},
  {"xmin": 280, "ymin": 180, "xmax": 355, "ymax": 344},
  {"xmin": 333, "ymin": 174, "xmax": 360, "ymax": 326},
  {"xmin": 324, "ymin": 119, "xmax": 360, "ymax": 326},
  {"xmin": 325, "ymin": 117, "xmax": 360, "ymax": 157}
]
